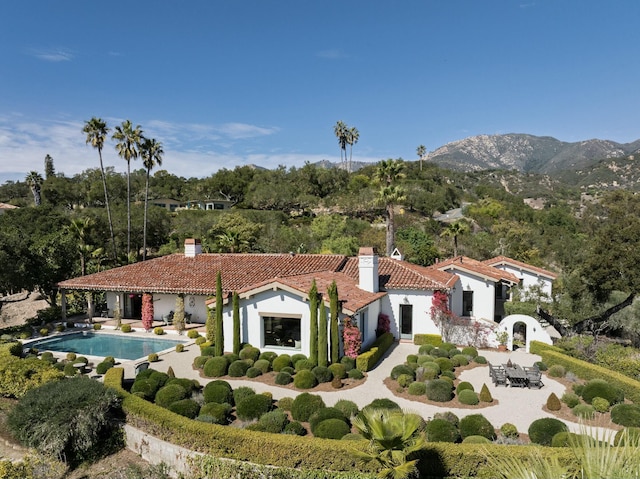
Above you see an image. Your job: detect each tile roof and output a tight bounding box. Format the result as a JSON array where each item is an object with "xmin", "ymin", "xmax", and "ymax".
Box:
[
  {"xmin": 432, "ymin": 256, "xmax": 520, "ymax": 284},
  {"xmin": 0, "ymin": 203, "xmax": 18, "ymax": 209},
  {"xmin": 482, "ymin": 255, "xmax": 558, "ymax": 280}
]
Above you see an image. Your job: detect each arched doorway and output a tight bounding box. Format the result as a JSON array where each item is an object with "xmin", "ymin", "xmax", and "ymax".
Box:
[
  {"xmin": 512, "ymin": 321, "xmax": 527, "ymax": 350},
  {"xmin": 499, "ymin": 314, "xmax": 553, "ymax": 352}
]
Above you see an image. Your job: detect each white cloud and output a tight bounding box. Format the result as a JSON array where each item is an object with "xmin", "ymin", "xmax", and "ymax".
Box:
[{"xmin": 29, "ymin": 48, "xmax": 74, "ymax": 62}]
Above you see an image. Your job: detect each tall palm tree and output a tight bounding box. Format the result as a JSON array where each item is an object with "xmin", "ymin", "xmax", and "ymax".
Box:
[
  {"xmin": 83, "ymin": 117, "xmax": 117, "ymax": 262},
  {"xmin": 352, "ymin": 408, "xmax": 427, "ymax": 479},
  {"xmin": 416, "ymin": 145, "xmax": 426, "ymax": 172},
  {"xmin": 139, "ymin": 137, "xmax": 163, "ymax": 261},
  {"xmin": 112, "ymin": 120, "xmax": 143, "ymax": 260},
  {"xmin": 347, "ymin": 126, "xmax": 359, "ymax": 173},
  {"xmin": 440, "ymin": 220, "xmax": 469, "ymax": 257},
  {"xmin": 334, "ymin": 121, "xmax": 348, "ymax": 170},
  {"xmin": 25, "ymin": 171, "xmax": 43, "ymax": 206},
  {"xmin": 376, "ymin": 159, "xmax": 406, "ymax": 256}
]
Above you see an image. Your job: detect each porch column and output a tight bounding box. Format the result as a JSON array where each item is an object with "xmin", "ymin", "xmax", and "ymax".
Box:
[
  {"xmin": 86, "ymin": 292, "xmax": 94, "ymax": 323},
  {"xmin": 60, "ymin": 289, "xmax": 67, "ymax": 320}
]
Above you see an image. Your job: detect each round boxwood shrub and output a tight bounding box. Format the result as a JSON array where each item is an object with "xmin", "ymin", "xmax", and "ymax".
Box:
[
  {"xmin": 328, "ymin": 363, "xmax": 346, "ymax": 380},
  {"xmin": 203, "ymin": 380, "xmax": 232, "ymax": 403},
  {"xmin": 257, "ymin": 409, "xmax": 290, "ymax": 433},
  {"xmin": 348, "ymin": 369, "xmax": 364, "ymax": 380},
  {"xmin": 440, "ymin": 342, "xmax": 456, "ymax": 352},
  {"xmin": 418, "ymin": 344, "xmax": 435, "ymax": 355},
  {"xmin": 236, "ymin": 394, "xmax": 272, "ymax": 421},
  {"xmin": 425, "ymin": 379, "xmax": 453, "ymax": 402},
  {"xmin": 291, "ymin": 353, "xmax": 307, "ymax": 364},
  {"xmin": 314, "ymin": 418, "xmax": 350, "ymax": 439},
  {"xmin": 239, "ymin": 346, "xmax": 260, "ymax": 362},
  {"xmin": 342, "ymin": 433, "xmax": 365, "ymax": 441},
  {"xmin": 277, "ymin": 396, "xmax": 294, "ymax": 411},
  {"xmin": 96, "ymin": 361, "xmax": 113, "ymax": 375},
  {"xmin": 169, "ymin": 398, "xmax": 200, "ymax": 419},
  {"xmin": 390, "ymin": 364, "xmax": 415, "ymax": 380},
  {"xmin": 363, "ymin": 398, "xmax": 400, "ymax": 413},
  {"xmin": 500, "ymin": 423, "xmax": 519, "ymax": 439},
  {"xmin": 155, "ymin": 384, "xmax": 188, "ymax": 408},
  {"xmin": 175, "ymin": 343, "xmax": 184, "ymax": 353},
  {"xmin": 547, "ymin": 364, "xmax": 566, "ymax": 378},
  {"xmin": 434, "ymin": 411, "xmax": 459, "ymax": 427},
  {"xmin": 283, "ymin": 421, "xmax": 307, "ymax": 436},
  {"xmin": 148, "ymin": 353, "xmax": 159, "ymax": 362},
  {"xmin": 406, "ymin": 354, "xmax": 418, "ymax": 364},
  {"xmin": 154, "ymin": 327, "xmax": 164, "ymax": 335},
  {"xmin": 592, "ymin": 396, "xmax": 610, "ymax": 413},
  {"xmin": 309, "ymin": 407, "xmax": 347, "ymax": 434},
  {"xmin": 459, "ymin": 414, "xmax": 496, "ymax": 440},
  {"xmin": 195, "ymin": 336, "xmax": 206, "ymax": 345},
  {"xmin": 398, "ymin": 374, "xmax": 414, "ymax": 388},
  {"xmin": 611, "ymin": 404, "xmax": 640, "ymax": 427},
  {"xmin": 272, "ymin": 355, "xmax": 292, "ymax": 372},
  {"xmin": 528, "ymin": 418, "xmax": 568, "ymax": 446},
  {"xmin": 581, "ymin": 379, "xmax": 624, "ymax": 405},
  {"xmin": 66, "ymin": 352, "xmax": 77, "ymax": 361},
  {"xmin": 233, "ymin": 386, "xmax": 256, "ymax": 405},
  {"xmin": 416, "ymin": 355, "xmax": 435, "ymax": 366},
  {"xmin": 551, "ymin": 431, "xmax": 583, "ymax": 448},
  {"xmin": 187, "ymin": 329, "xmax": 201, "ymax": 339},
  {"xmin": 462, "ymin": 435, "xmax": 491, "ymax": 444},
  {"xmin": 281, "ymin": 366, "xmax": 295, "ymax": 375},
  {"xmin": 408, "ymin": 381, "xmax": 426, "ymax": 396},
  {"xmin": 193, "ymin": 355, "xmax": 211, "ymax": 369},
  {"xmin": 148, "ymin": 371, "xmax": 170, "ymax": 389},
  {"xmin": 200, "ymin": 346, "xmax": 216, "ymax": 356},
  {"xmin": 275, "ymin": 371, "xmax": 293, "ymax": 385},
  {"xmin": 572, "ymin": 404, "xmax": 595, "ymax": 419},
  {"xmin": 334, "ymin": 399, "xmax": 359, "ymax": 419},
  {"xmin": 259, "ymin": 351, "xmax": 278, "ymax": 363},
  {"xmin": 228, "ymin": 360, "xmax": 250, "ymax": 377},
  {"xmin": 456, "ymin": 381, "xmax": 474, "ymax": 394},
  {"xmin": 166, "ymin": 377, "xmax": 197, "ymax": 393},
  {"xmin": 425, "ymin": 418, "xmax": 460, "ymax": 443},
  {"xmin": 130, "ymin": 379, "xmax": 157, "ymax": 400},
  {"xmin": 293, "ymin": 369, "xmax": 318, "ymax": 389},
  {"xmin": 461, "ymin": 346, "xmax": 478, "ymax": 358},
  {"xmin": 199, "ymin": 402, "xmax": 232, "ymax": 424},
  {"xmin": 340, "ymin": 356, "xmax": 355, "ymax": 371},
  {"xmin": 246, "ymin": 367, "xmax": 262, "ymax": 378},
  {"xmin": 63, "ymin": 363, "xmax": 78, "ymax": 376},
  {"xmin": 312, "ymin": 366, "xmax": 333, "ymax": 383},
  {"xmin": 451, "ymin": 354, "xmax": 469, "ymax": 367},
  {"xmin": 562, "ymin": 392, "xmax": 580, "ymax": 408},
  {"xmin": 546, "ymin": 392, "xmax": 562, "ymax": 411},
  {"xmin": 534, "ymin": 361, "xmax": 548, "ymax": 371},
  {"xmin": 120, "ymin": 324, "xmax": 132, "ymax": 333},
  {"xmin": 203, "ymin": 357, "xmax": 228, "ymax": 377},
  {"xmin": 474, "ymin": 355, "xmax": 487, "ymax": 364},
  {"xmin": 253, "ymin": 359, "xmax": 271, "ymax": 374},
  {"xmin": 434, "ymin": 357, "xmax": 454, "ymax": 372},
  {"xmin": 421, "ymin": 361, "xmax": 441, "ymax": 374},
  {"xmin": 291, "ymin": 393, "xmax": 326, "ymax": 422},
  {"xmin": 420, "ymin": 367, "xmax": 439, "ymax": 381},
  {"xmin": 441, "ymin": 370, "xmax": 456, "ymax": 380},
  {"xmin": 458, "ymin": 389, "xmax": 479, "ymax": 405}
]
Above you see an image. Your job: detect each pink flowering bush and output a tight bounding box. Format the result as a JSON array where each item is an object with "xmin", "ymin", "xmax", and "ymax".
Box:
[
  {"xmin": 376, "ymin": 313, "xmax": 390, "ymax": 337},
  {"xmin": 142, "ymin": 293, "xmax": 154, "ymax": 331},
  {"xmin": 342, "ymin": 317, "xmax": 362, "ymax": 358}
]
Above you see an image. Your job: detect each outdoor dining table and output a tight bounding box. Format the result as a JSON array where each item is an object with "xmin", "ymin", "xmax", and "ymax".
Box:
[{"xmin": 502, "ymin": 364, "xmax": 528, "ymax": 387}]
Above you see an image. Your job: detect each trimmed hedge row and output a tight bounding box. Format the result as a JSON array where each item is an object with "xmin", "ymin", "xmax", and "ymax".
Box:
[
  {"xmin": 105, "ymin": 367, "xmax": 580, "ymax": 477},
  {"xmin": 413, "ymin": 334, "xmax": 443, "ymax": 346},
  {"xmin": 356, "ymin": 333, "xmax": 394, "ymax": 372},
  {"xmin": 530, "ymin": 341, "xmax": 640, "ymax": 404}
]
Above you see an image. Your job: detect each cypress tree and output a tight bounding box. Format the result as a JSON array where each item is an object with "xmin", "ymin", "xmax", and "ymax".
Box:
[
  {"xmin": 232, "ymin": 291, "xmax": 240, "ymax": 355},
  {"xmin": 215, "ymin": 271, "xmax": 224, "ymax": 356},
  {"xmin": 318, "ymin": 295, "xmax": 328, "ymax": 368},
  {"xmin": 329, "ymin": 281, "xmax": 339, "ymax": 364},
  {"xmin": 309, "ymin": 280, "xmax": 318, "ymax": 364}
]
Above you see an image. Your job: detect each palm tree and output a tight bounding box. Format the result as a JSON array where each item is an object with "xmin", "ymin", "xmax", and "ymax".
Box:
[
  {"xmin": 441, "ymin": 220, "xmax": 469, "ymax": 257},
  {"xmin": 375, "ymin": 159, "xmax": 406, "ymax": 256},
  {"xmin": 112, "ymin": 120, "xmax": 143, "ymax": 260},
  {"xmin": 352, "ymin": 408, "xmax": 427, "ymax": 479},
  {"xmin": 334, "ymin": 121, "xmax": 348, "ymax": 170},
  {"xmin": 68, "ymin": 217, "xmax": 93, "ymax": 276},
  {"xmin": 83, "ymin": 117, "xmax": 117, "ymax": 262},
  {"xmin": 25, "ymin": 171, "xmax": 43, "ymax": 206},
  {"xmin": 139, "ymin": 137, "xmax": 163, "ymax": 261},
  {"xmin": 416, "ymin": 145, "xmax": 426, "ymax": 172},
  {"xmin": 347, "ymin": 126, "xmax": 359, "ymax": 173}
]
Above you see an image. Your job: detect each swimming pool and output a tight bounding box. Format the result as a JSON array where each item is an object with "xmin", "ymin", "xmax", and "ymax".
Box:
[{"xmin": 27, "ymin": 332, "xmax": 187, "ymax": 360}]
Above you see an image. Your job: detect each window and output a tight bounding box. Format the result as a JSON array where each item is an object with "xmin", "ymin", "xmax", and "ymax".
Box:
[
  {"xmin": 462, "ymin": 291, "xmax": 473, "ymax": 317},
  {"xmin": 213, "ymin": 203, "xmax": 225, "ymax": 210},
  {"xmin": 263, "ymin": 316, "xmax": 301, "ymax": 349},
  {"xmin": 355, "ymin": 309, "xmax": 368, "ymax": 341}
]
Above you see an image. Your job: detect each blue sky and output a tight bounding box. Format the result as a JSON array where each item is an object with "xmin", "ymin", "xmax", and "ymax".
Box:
[{"xmin": 2, "ymin": 1, "xmax": 640, "ymax": 184}]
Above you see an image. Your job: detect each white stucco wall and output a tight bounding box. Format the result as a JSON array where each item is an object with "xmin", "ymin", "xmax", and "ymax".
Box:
[
  {"xmin": 494, "ymin": 314, "xmax": 553, "ymax": 352},
  {"xmin": 105, "ymin": 292, "xmax": 208, "ymax": 323},
  {"xmin": 380, "ymin": 289, "xmax": 439, "ymax": 340},
  {"xmin": 448, "ymin": 272, "xmax": 497, "ymax": 322},
  {"xmin": 493, "ymin": 264, "xmax": 554, "ymax": 299}
]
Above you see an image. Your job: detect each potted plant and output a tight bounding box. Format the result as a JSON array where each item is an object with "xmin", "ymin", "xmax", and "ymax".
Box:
[{"xmin": 495, "ymin": 330, "xmax": 509, "ymax": 351}]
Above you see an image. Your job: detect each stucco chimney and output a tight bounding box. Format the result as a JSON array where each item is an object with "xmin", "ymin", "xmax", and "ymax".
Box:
[
  {"xmin": 358, "ymin": 247, "xmax": 379, "ymax": 293},
  {"xmin": 185, "ymin": 238, "xmax": 202, "ymax": 257}
]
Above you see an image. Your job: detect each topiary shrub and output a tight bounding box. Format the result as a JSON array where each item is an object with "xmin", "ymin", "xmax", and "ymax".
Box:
[
  {"xmin": 232, "ymin": 386, "xmax": 255, "ymax": 405},
  {"xmin": 534, "ymin": 361, "xmax": 547, "ymax": 371},
  {"xmin": 479, "ymin": 383, "xmax": 493, "ymax": 403},
  {"xmin": 340, "ymin": 356, "xmax": 355, "ymax": 371},
  {"xmin": 462, "ymin": 435, "xmax": 491, "ymax": 444},
  {"xmin": 203, "ymin": 381, "xmax": 233, "ymax": 404},
  {"xmin": 96, "ymin": 361, "xmax": 113, "ymax": 375},
  {"xmin": 283, "ymin": 421, "xmax": 307, "ymax": 436},
  {"xmin": 312, "ymin": 366, "xmax": 333, "ymax": 383},
  {"xmin": 547, "ymin": 364, "xmax": 566, "ymax": 378},
  {"xmin": 461, "ymin": 346, "xmax": 478, "ymax": 358},
  {"xmin": 592, "ymin": 396, "xmax": 610, "ymax": 413},
  {"xmin": 246, "ymin": 367, "xmax": 262, "ymax": 378},
  {"xmin": 120, "ymin": 324, "xmax": 132, "ymax": 333},
  {"xmin": 257, "ymin": 409, "xmax": 289, "ymax": 434},
  {"xmin": 293, "ymin": 369, "xmax": 318, "ymax": 389},
  {"xmin": 419, "ymin": 367, "xmax": 439, "ymax": 381},
  {"xmin": 281, "ymin": 366, "xmax": 295, "ymax": 375},
  {"xmin": 275, "ymin": 371, "xmax": 293, "ymax": 385},
  {"xmin": 291, "ymin": 353, "xmax": 307, "ymax": 364},
  {"xmin": 418, "ymin": 344, "xmax": 435, "ymax": 355},
  {"xmin": 169, "ymin": 398, "xmax": 200, "ymax": 419},
  {"xmin": 130, "ymin": 379, "xmax": 158, "ymax": 401},
  {"xmin": 458, "ymin": 389, "xmax": 479, "ymax": 405},
  {"xmin": 441, "ymin": 370, "xmax": 456, "ymax": 381},
  {"xmin": 328, "ymin": 363, "xmax": 346, "ymax": 380},
  {"xmin": 175, "ymin": 343, "xmax": 184, "ymax": 353},
  {"xmin": 434, "ymin": 357, "xmax": 454, "ymax": 372},
  {"xmin": 155, "ymin": 384, "xmax": 187, "ymax": 408},
  {"xmin": 193, "ymin": 355, "xmax": 210, "ymax": 369},
  {"xmin": 397, "ymin": 374, "xmax": 414, "ymax": 388},
  {"xmin": 474, "ymin": 355, "xmax": 487, "ymax": 364},
  {"xmin": 239, "ymin": 346, "xmax": 260, "ymax": 362},
  {"xmin": 259, "ymin": 351, "xmax": 278, "ymax": 363},
  {"xmin": 430, "ymin": 347, "xmax": 449, "ymax": 358},
  {"xmin": 148, "ymin": 353, "xmax": 159, "ymax": 362},
  {"xmin": 528, "ymin": 418, "xmax": 568, "ymax": 446},
  {"xmin": 66, "ymin": 352, "xmax": 77, "ymax": 361},
  {"xmin": 425, "ymin": 418, "xmax": 460, "ymax": 443},
  {"xmin": 64, "ymin": 363, "xmax": 78, "ymax": 376},
  {"xmin": 187, "ymin": 329, "xmax": 200, "ymax": 339},
  {"xmin": 277, "ymin": 396, "xmax": 294, "ymax": 411},
  {"xmin": 253, "ymin": 359, "xmax": 271, "ymax": 374},
  {"xmin": 291, "ymin": 393, "xmax": 326, "ymax": 422},
  {"xmin": 456, "ymin": 381, "xmax": 474, "ymax": 394},
  {"xmin": 272, "ymin": 355, "xmax": 292, "ymax": 372},
  {"xmin": 331, "ymin": 376, "xmax": 343, "ymax": 389},
  {"xmin": 198, "ymin": 402, "xmax": 232, "ymax": 425},
  {"xmin": 406, "ymin": 354, "xmax": 418, "ymax": 364},
  {"xmin": 581, "ymin": 378, "xmax": 624, "ymax": 405},
  {"xmin": 166, "ymin": 377, "xmax": 197, "ymax": 393},
  {"xmin": 309, "ymin": 407, "xmax": 348, "ymax": 434},
  {"xmin": 500, "ymin": 423, "xmax": 519, "ymax": 439},
  {"xmin": 200, "ymin": 346, "xmax": 216, "ymax": 357},
  {"xmin": 203, "ymin": 357, "xmax": 228, "ymax": 378},
  {"xmin": 451, "ymin": 354, "xmax": 469, "ymax": 367},
  {"xmin": 417, "ymin": 355, "xmax": 436, "ymax": 366},
  {"xmin": 425, "ymin": 379, "xmax": 453, "ymax": 402},
  {"xmin": 572, "ymin": 403, "xmax": 595, "ymax": 419},
  {"xmin": 334, "ymin": 399, "xmax": 359, "ymax": 419},
  {"xmin": 546, "ymin": 392, "xmax": 562, "ymax": 411},
  {"xmin": 408, "ymin": 382, "xmax": 427, "ymax": 396},
  {"xmin": 459, "ymin": 414, "xmax": 496, "ymax": 440},
  {"xmin": 195, "ymin": 336, "xmax": 206, "ymax": 345},
  {"xmin": 611, "ymin": 404, "xmax": 640, "ymax": 427},
  {"xmin": 561, "ymin": 392, "xmax": 581, "ymax": 408},
  {"xmin": 153, "ymin": 327, "xmax": 164, "ymax": 335},
  {"xmin": 148, "ymin": 371, "xmax": 169, "ymax": 389},
  {"xmin": 348, "ymin": 368, "xmax": 364, "ymax": 380},
  {"xmin": 228, "ymin": 360, "xmax": 250, "ymax": 377},
  {"xmin": 390, "ymin": 364, "xmax": 415, "ymax": 380},
  {"xmin": 236, "ymin": 394, "xmax": 272, "ymax": 421},
  {"xmin": 314, "ymin": 418, "xmax": 350, "ymax": 440}
]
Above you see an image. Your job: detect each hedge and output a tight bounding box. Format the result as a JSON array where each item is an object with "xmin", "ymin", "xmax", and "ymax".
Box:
[
  {"xmin": 356, "ymin": 333, "xmax": 394, "ymax": 372},
  {"xmin": 530, "ymin": 341, "xmax": 640, "ymax": 404},
  {"xmin": 413, "ymin": 334, "xmax": 442, "ymax": 346}
]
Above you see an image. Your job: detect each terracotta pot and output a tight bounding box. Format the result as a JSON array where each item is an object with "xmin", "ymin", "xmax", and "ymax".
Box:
[{"xmin": 498, "ymin": 344, "xmax": 508, "ymax": 352}]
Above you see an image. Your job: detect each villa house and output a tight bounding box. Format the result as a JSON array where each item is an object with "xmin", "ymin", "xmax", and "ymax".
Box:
[
  {"xmin": 482, "ymin": 255, "xmax": 557, "ymax": 300},
  {"xmin": 57, "ymin": 240, "xmax": 556, "ymax": 357}
]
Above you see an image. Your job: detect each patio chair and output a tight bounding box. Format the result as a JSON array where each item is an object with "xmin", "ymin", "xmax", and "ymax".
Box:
[
  {"xmin": 162, "ymin": 311, "xmax": 174, "ymax": 326},
  {"xmin": 135, "ymin": 361, "xmax": 150, "ymax": 375},
  {"xmin": 524, "ymin": 366, "xmax": 544, "ymax": 389}
]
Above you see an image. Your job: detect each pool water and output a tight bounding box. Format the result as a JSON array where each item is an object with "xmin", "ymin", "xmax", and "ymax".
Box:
[{"xmin": 28, "ymin": 332, "xmax": 187, "ymax": 360}]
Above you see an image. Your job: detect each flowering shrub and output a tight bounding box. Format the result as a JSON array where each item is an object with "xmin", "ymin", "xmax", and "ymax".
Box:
[
  {"xmin": 376, "ymin": 313, "xmax": 390, "ymax": 337},
  {"xmin": 342, "ymin": 317, "xmax": 362, "ymax": 359},
  {"xmin": 142, "ymin": 293, "xmax": 154, "ymax": 331}
]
